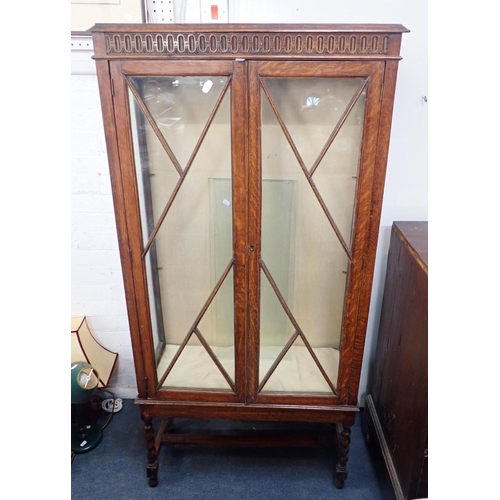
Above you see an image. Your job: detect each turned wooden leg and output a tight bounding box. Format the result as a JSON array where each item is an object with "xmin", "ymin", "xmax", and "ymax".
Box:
[
  {"xmin": 334, "ymin": 423, "xmax": 351, "ymax": 489},
  {"xmin": 142, "ymin": 413, "xmax": 159, "ymax": 487}
]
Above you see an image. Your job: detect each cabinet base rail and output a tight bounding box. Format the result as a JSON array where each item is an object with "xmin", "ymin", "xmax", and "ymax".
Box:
[{"xmin": 142, "ymin": 414, "xmax": 352, "ymax": 489}]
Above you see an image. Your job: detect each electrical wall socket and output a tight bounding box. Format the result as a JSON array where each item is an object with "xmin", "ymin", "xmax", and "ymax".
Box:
[{"xmin": 200, "ymin": 0, "xmax": 228, "ymax": 23}]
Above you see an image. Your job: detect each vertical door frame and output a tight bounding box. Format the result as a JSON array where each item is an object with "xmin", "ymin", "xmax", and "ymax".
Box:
[
  {"xmin": 102, "ymin": 54, "xmax": 398, "ymax": 407},
  {"xmin": 246, "ymin": 59, "xmax": 386, "ymax": 405},
  {"xmin": 109, "ymin": 59, "xmax": 246, "ymax": 402}
]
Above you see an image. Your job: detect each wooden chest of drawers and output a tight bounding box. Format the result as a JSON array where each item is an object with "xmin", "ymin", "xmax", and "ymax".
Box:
[{"xmin": 363, "ymin": 221, "xmax": 428, "ymax": 499}]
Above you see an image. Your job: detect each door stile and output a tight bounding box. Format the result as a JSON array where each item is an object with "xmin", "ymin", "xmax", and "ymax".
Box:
[
  {"xmin": 112, "ymin": 59, "xmax": 245, "ymax": 402},
  {"xmin": 109, "ymin": 61, "xmax": 159, "ymax": 397},
  {"xmin": 247, "ymin": 59, "xmax": 386, "ymax": 406},
  {"xmin": 335, "ymin": 62, "xmax": 386, "ymax": 404},
  {"xmin": 245, "ymin": 61, "xmax": 263, "ymax": 403},
  {"xmin": 345, "ymin": 60, "xmax": 401, "ymax": 405},
  {"xmin": 231, "ymin": 59, "xmax": 249, "ymax": 402},
  {"xmin": 95, "ymin": 59, "xmax": 149, "ymax": 399}
]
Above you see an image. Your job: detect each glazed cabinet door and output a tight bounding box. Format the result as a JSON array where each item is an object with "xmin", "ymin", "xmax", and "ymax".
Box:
[
  {"xmin": 108, "ymin": 57, "xmax": 385, "ymax": 406},
  {"xmin": 109, "ymin": 60, "xmax": 248, "ymax": 403},
  {"xmin": 246, "ymin": 61, "xmax": 385, "ymax": 405}
]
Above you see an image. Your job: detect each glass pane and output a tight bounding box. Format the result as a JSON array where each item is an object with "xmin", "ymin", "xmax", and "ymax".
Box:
[
  {"xmin": 261, "ymin": 179, "xmax": 297, "ymax": 331},
  {"xmin": 157, "ymin": 269, "xmax": 235, "ymax": 390},
  {"xmin": 258, "ymin": 272, "xmax": 296, "ymax": 382},
  {"xmin": 312, "ymin": 89, "xmax": 366, "ymax": 248},
  {"xmin": 208, "ymin": 179, "xmax": 234, "ymax": 345},
  {"xmin": 129, "ymin": 76, "xmax": 229, "ymax": 170},
  {"xmin": 197, "ymin": 267, "xmax": 235, "ymax": 380},
  {"xmin": 129, "ymin": 75, "xmax": 234, "ymax": 390},
  {"xmin": 144, "ymin": 241, "xmax": 165, "ymax": 359},
  {"xmin": 260, "ymin": 337, "xmax": 340, "ymax": 393},
  {"xmin": 263, "ymin": 77, "xmax": 366, "ymax": 248},
  {"xmin": 129, "ymin": 92, "xmax": 180, "ymax": 244},
  {"xmin": 263, "ymin": 78, "xmax": 365, "ymax": 173},
  {"xmin": 260, "ymin": 77, "xmax": 358, "ymax": 394},
  {"xmin": 158, "ymin": 331, "xmax": 233, "ymax": 390},
  {"xmin": 129, "ymin": 91, "xmax": 174, "ymax": 356}
]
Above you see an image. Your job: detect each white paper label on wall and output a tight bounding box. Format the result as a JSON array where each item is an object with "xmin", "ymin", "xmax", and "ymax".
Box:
[{"xmin": 223, "ymin": 199, "xmax": 231, "ymax": 206}]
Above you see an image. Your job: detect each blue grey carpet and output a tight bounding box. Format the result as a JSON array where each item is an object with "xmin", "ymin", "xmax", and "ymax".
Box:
[{"xmin": 71, "ymin": 399, "xmax": 393, "ymax": 499}]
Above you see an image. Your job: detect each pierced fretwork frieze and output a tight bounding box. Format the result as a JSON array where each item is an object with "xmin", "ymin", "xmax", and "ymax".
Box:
[{"xmin": 104, "ymin": 32, "xmax": 390, "ymax": 57}]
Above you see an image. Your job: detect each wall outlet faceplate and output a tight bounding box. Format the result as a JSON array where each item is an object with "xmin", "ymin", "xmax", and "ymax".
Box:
[{"xmin": 200, "ymin": 0, "xmax": 228, "ymax": 23}]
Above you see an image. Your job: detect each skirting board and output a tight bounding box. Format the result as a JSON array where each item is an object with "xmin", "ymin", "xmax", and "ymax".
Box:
[{"xmin": 364, "ymin": 394, "xmax": 405, "ymax": 500}]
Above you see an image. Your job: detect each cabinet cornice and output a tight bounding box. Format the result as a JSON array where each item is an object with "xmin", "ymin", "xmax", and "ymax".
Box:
[{"xmin": 91, "ymin": 24, "xmax": 408, "ymax": 60}]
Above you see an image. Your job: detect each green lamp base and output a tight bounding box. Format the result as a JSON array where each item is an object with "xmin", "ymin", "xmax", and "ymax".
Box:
[{"xmin": 71, "ymin": 424, "xmax": 103, "ymax": 454}]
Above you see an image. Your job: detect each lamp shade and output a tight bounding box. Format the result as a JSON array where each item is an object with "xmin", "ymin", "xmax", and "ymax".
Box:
[
  {"xmin": 71, "ymin": 361, "xmax": 99, "ymax": 404},
  {"xmin": 71, "ymin": 317, "xmax": 118, "ymax": 388}
]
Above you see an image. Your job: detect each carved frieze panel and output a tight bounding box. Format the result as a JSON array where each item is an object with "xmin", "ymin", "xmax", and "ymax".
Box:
[{"xmin": 103, "ymin": 31, "xmax": 392, "ymax": 58}]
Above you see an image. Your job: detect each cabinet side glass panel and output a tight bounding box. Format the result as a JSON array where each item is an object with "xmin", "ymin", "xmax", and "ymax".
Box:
[
  {"xmin": 128, "ymin": 76, "xmax": 235, "ymax": 391},
  {"xmin": 259, "ymin": 77, "xmax": 366, "ymax": 394}
]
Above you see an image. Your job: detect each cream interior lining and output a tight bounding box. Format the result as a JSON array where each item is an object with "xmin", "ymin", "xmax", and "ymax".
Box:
[{"xmin": 157, "ymin": 344, "xmax": 339, "ymax": 393}]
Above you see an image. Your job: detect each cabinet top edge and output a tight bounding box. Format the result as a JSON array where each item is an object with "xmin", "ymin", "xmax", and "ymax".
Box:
[
  {"xmin": 89, "ymin": 23, "xmax": 410, "ymax": 34},
  {"xmin": 91, "ymin": 23, "xmax": 408, "ymax": 60},
  {"xmin": 393, "ymin": 221, "xmax": 428, "ymax": 270}
]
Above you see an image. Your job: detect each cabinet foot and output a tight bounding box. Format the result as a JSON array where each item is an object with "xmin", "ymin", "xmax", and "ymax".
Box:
[
  {"xmin": 142, "ymin": 413, "xmax": 159, "ymax": 487},
  {"xmin": 334, "ymin": 423, "xmax": 351, "ymax": 489},
  {"xmin": 334, "ymin": 471, "xmax": 346, "ymax": 489},
  {"xmin": 147, "ymin": 460, "xmax": 159, "ymax": 487}
]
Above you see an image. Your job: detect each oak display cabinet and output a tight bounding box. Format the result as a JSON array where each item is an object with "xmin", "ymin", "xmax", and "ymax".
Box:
[{"xmin": 91, "ymin": 23, "xmax": 409, "ymax": 489}]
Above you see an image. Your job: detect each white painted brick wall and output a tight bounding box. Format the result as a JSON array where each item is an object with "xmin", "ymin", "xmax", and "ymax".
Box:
[{"xmin": 71, "ymin": 57, "xmax": 137, "ymax": 399}]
